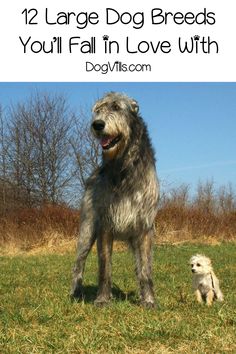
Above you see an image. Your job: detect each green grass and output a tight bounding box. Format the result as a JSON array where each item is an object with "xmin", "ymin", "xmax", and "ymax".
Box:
[{"xmin": 0, "ymin": 243, "xmax": 236, "ymax": 353}]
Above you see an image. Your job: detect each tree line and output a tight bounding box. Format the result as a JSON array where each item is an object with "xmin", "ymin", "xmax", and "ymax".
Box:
[{"xmin": 0, "ymin": 92, "xmax": 99, "ymax": 214}]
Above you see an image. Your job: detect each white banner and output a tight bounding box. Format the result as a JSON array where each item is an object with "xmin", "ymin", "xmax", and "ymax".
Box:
[{"xmin": 1, "ymin": 0, "xmax": 235, "ymax": 81}]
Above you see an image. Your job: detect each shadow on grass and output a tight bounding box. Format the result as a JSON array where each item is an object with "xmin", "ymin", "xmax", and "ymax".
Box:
[{"xmin": 71, "ymin": 284, "xmax": 138, "ymax": 305}]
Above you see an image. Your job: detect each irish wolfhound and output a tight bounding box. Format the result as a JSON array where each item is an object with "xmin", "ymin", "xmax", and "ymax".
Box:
[{"xmin": 71, "ymin": 92, "xmax": 159, "ymax": 307}]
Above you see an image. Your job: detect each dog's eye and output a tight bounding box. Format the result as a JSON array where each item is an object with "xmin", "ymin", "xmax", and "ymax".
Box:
[
  {"xmin": 112, "ymin": 103, "xmax": 120, "ymax": 111},
  {"xmin": 94, "ymin": 108, "xmax": 100, "ymax": 115},
  {"xmin": 196, "ymin": 263, "xmax": 201, "ymax": 267}
]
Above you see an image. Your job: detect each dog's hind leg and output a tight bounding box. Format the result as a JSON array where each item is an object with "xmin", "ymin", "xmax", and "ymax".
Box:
[
  {"xmin": 211, "ymin": 273, "xmax": 224, "ymax": 302},
  {"xmin": 216, "ymin": 289, "xmax": 224, "ymax": 302},
  {"xmin": 130, "ymin": 230, "xmax": 155, "ymax": 308}
]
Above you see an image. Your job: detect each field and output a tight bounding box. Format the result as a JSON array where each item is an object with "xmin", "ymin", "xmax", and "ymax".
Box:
[{"xmin": 0, "ymin": 243, "xmax": 235, "ymax": 353}]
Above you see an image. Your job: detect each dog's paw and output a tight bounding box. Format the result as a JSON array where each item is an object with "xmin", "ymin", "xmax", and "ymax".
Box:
[
  {"xmin": 94, "ymin": 298, "xmax": 111, "ymax": 307},
  {"xmin": 70, "ymin": 286, "xmax": 84, "ymax": 301},
  {"xmin": 141, "ymin": 300, "xmax": 156, "ymax": 309}
]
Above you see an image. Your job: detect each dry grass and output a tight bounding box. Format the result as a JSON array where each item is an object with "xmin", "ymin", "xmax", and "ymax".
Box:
[
  {"xmin": 0, "ymin": 181, "xmax": 236, "ymax": 255},
  {"xmin": 0, "ymin": 204, "xmax": 79, "ymax": 254},
  {"xmin": 156, "ymin": 206, "xmax": 236, "ymax": 244},
  {"xmin": 156, "ymin": 181, "xmax": 236, "ymax": 244}
]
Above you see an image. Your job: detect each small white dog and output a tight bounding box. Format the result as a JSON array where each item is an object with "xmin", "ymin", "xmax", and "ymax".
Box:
[{"xmin": 190, "ymin": 254, "xmax": 224, "ymax": 306}]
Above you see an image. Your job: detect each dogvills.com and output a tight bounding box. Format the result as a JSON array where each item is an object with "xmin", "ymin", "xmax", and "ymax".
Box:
[{"xmin": 85, "ymin": 61, "xmax": 151, "ymax": 74}]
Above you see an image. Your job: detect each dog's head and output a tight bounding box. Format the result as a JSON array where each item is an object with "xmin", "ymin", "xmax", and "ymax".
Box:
[
  {"xmin": 190, "ymin": 254, "xmax": 213, "ymax": 275},
  {"xmin": 91, "ymin": 92, "xmax": 139, "ymax": 160}
]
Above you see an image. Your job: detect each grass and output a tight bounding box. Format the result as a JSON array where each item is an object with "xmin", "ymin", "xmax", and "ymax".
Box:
[{"xmin": 0, "ymin": 243, "xmax": 235, "ymax": 353}]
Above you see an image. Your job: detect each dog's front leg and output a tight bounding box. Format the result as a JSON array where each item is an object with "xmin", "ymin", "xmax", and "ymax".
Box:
[
  {"xmin": 195, "ymin": 289, "xmax": 203, "ymax": 304},
  {"xmin": 95, "ymin": 232, "xmax": 113, "ymax": 306},
  {"xmin": 206, "ymin": 290, "xmax": 214, "ymax": 306},
  {"xmin": 71, "ymin": 203, "xmax": 97, "ymax": 299}
]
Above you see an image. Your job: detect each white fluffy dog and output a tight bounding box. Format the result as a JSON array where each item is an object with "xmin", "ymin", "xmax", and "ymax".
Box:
[{"xmin": 190, "ymin": 254, "xmax": 224, "ymax": 306}]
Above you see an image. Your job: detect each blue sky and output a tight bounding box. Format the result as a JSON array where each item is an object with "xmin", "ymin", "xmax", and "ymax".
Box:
[{"xmin": 0, "ymin": 82, "xmax": 235, "ymax": 194}]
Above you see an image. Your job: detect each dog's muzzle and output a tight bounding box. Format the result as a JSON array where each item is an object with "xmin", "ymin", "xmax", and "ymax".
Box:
[
  {"xmin": 92, "ymin": 120, "xmax": 105, "ymax": 131},
  {"xmin": 92, "ymin": 120, "xmax": 122, "ymax": 151}
]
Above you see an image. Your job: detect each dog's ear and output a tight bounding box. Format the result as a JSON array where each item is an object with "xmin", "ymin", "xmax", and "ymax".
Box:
[
  {"xmin": 130, "ymin": 99, "xmax": 139, "ymax": 114},
  {"xmin": 92, "ymin": 103, "xmax": 97, "ymax": 113},
  {"xmin": 92, "ymin": 101, "xmax": 103, "ymax": 113}
]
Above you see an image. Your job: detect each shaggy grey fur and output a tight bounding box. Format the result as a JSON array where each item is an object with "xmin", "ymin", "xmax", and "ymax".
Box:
[{"xmin": 71, "ymin": 92, "xmax": 159, "ymax": 307}]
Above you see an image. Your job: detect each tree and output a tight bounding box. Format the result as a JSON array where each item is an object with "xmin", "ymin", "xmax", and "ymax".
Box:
[
  {"xmin": 194, "ymin": 180, "xmax": 216, "ymax": 213},
  {"xmin": 70, "ymin": 108, "xmax": 100, "ymax": 199},
  {"xmin": 7, "ymin": 92, "xmax": 73, "ymax": 205},
  {"xmin": 0, "ymin": 105, "xmax": 8, "ymax": 212},
  {"xmin": 0, "ymin": 92, "xmax": 101, "ymax": 209}
]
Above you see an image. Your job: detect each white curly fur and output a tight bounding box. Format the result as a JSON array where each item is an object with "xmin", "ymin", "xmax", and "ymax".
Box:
[{"xmin": 190, "ymin": 254, "xmax": 224, "ymax": 306}]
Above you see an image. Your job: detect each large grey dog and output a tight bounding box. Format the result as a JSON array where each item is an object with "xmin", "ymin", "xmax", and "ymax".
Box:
[{"xmin": 71, "ymin": 92, "xmax": 159, "ymax": 307}]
